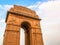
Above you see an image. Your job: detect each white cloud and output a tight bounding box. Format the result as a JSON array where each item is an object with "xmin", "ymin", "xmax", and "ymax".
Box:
[
  {"xmin": 0, "ymin": 19, "xmax": 5, "ymax": 23},
  {"xmin": 0, "ymin": 5, "xmax": 2, "ymax": 16},
  {"xmin": 3, "ymin": 5, "xmax": 13, "ymax": 11},
  {"xmin": 0, "ymin": 5, "xmax": 2, "ymax": 8},
  {"xmin": 0, "ymin": 5, "xmax": 13, "ymax": 45},
  {"xmin": 0, "ymin": 5, "xmax": 13, "ymax": 11},
  {"xmin": 0, "ymin": 5, "xmax": 13, "ymax": 17},
  {"xmin": 28, "ymin": 0, "xmax": 60, "ymax": 45},
  {"xmin": 0, "ymin": 23, "xmax": 6, "ymax": 45}
]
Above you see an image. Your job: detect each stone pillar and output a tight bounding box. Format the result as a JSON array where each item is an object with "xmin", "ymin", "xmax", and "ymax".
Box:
[
  {"xmin": 25, "ymin": 30, "xmax": 30, "ymax": 45},
  {"xmin": 3, "ymin": 24, "xmax": 20, "ymax": 45},
  {"xmin": 30, "ymin": 28, "xmax": 43, "ymax": 45}
]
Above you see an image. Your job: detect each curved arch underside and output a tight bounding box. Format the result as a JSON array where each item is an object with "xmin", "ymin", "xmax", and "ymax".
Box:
[{"xmin": 21, "ymin": 21, "xmax": 30, "ymax": 45}]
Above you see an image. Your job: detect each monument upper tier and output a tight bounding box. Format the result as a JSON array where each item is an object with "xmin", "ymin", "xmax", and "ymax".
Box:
[{"xmin": 6, "ymin": 5, "xmax": 40, "ymax": 22}]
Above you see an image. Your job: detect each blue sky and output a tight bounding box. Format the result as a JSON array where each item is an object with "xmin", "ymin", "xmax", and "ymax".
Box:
[
  {"xmin": 0, "ymin": 0, "xmax": 40, "ymax": 5},
  {"xmin": 0, "ymin": 0, "xmax": 48, "ymax": 6},
  {"xmin": 0, "ymin": 0, "xmax": 47, "ymax": 20},
  {"xmin": 0, "ymin": 0, "xmax": 60, "ymax": 45},
  {"xmin": 0, "ymin": 0, "xmax": 53, "ymax": 20}
]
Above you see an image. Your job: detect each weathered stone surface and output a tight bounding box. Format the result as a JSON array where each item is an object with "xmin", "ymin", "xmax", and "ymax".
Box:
[{"xmin": 3, "ymin": 5, "xmax": 44, "ymax": 45}]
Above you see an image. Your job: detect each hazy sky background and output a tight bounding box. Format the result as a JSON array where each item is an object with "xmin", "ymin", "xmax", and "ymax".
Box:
[{"xmin": 0, "ymin": 0, "xmax": 60, "ymax": 45}]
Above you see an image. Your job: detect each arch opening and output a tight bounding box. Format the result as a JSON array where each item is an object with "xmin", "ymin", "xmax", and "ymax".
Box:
[
  {"xmin": 21, "ymin": 21, "xmax": 31, "ymax": 31},
  {"xmin": 20, "ymin": 21, "xmax": 31, "ymax": 45}
]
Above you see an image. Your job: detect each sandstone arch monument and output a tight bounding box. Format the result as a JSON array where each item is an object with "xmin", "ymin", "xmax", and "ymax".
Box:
[{"xmin": 3, "ymin": 5, "xmax": 44, "ymax": 45}]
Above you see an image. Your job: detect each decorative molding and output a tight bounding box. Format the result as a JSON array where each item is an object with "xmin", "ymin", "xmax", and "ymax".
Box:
[
  {"xmin": 5, "ymin": 30, "xmax": 20, "ymax": 32},
  {"xmin": 5, "ymin": 11, "xmax": 41, "ymax": 22},
  {"xmin": 33, "ymin": 33, "xmax": 42, "ymax": 35},
  {"xmin": 7, "ymin": 24, "xmax": 20, "ymax": 27}
]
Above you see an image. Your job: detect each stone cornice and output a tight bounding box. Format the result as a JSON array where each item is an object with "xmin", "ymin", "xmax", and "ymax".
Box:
[{"xmin": 5, "ymin": 11, "xmax": 41, "ymax": 22}]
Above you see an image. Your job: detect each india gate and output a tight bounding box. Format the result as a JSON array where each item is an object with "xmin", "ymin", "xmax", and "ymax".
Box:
[{"xmin": 3, "ymin": 5, "xmax": 44, "ymax": 45}]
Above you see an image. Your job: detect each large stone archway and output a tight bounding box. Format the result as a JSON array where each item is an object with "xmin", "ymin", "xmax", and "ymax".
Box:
[{"xmin": 3, "ymin": 5, "xmax": 44, "ymax": 45}]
